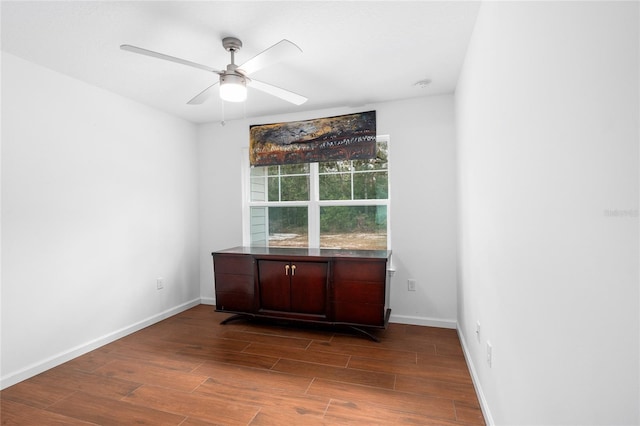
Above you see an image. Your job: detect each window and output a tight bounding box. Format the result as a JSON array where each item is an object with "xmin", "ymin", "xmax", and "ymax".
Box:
[{"xmin": 243, "ymin": 136, "xmax": 389, "ymax": 250}]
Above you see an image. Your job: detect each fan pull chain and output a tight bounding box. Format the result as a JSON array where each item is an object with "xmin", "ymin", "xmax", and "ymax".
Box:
[
  {"xmin": 243, "ymin": 98, "xmax": 247, "ymax": 120},
  {"xmin": 220, "ymin": 98, "xmax": 226, "ymax": 126}
]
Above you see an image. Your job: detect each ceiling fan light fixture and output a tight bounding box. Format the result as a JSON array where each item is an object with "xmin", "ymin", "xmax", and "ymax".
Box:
[{"xmin": 220, "ymin": 73, "xmax": 247, "ymax": 102}]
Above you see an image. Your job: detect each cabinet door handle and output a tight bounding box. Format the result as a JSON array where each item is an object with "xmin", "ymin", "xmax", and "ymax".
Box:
[
  {"xmin": 291, "ymin": 264, "xmax": 296, "ymax": 276},
  {"xmin": 285, "ymin": 264, "xmax": 290, "ymax": 275}
]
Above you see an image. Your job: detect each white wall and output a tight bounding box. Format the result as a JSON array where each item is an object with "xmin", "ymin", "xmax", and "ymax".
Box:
[
  {"xmin": 197, "ymin": 119, "xmax": 247, "ymax": 303},
  {"xmin": 1, "ymin": 53, "xmax": 201, "ymax": 388},
  {"xmin": 456, "ymin": 2, "xmax": 639, "ymax": 425},
  {"xmin": 198, "ymin": 96, "xmax": 459, "ymax": 326}
]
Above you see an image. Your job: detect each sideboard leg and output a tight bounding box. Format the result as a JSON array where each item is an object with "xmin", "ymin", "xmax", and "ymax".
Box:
[
  {"xmin": 349, "ymin": 326, "xmax": 381, "ymax": 342},
  {"xmin": 220, "ymin": 314, "xmax": 251, "ymax": 325}
]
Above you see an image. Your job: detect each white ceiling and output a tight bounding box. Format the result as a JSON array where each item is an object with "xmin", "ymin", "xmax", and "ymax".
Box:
[{"xmin": 1, "ymin": 1, "xmax": 481, "ymax": 124}]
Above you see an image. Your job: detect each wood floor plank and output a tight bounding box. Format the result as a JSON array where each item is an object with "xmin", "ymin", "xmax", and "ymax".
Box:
[
  {"xmin": 193, "ymin": 360, "xmax": 314, "ymax": 393},
  {"xmin": 272, "ymin": 359, "xmax": 396, "ymax": 389},
  {"xmin": 47, "ymin": 391, "xmax": 186, "ymax": 425},
  {"xmin": 324, "ymin": 399, "xmax": 465, "ymax": 426},
  {"xmin": 160, "ymin": 331, "xmax": 231, "ymax": 348},
  {"xmin": 219, "ymin": 329, "xmax": 313, "ymax": 349},
  {"xmin": 309, "ymin": 340, "xmax": 417, "ymax": 363},
  {"xmin": 122, "ymin": 384, "xmax": 259, "ymax": 425},
  {"xmin": 1, "ymin": 399, "xmax": 95, "ymax": 425},
  {"xmin": 417, "ymin": 352, "xmax": 470, "ymax": 370},
  {"xmin": 179, "ymin": 417, "xmax": 227, "ymax": 426},
  {"xmin": 125, "ymin": 334, "xmax": 251, "ymax": 358},
  {"xmin": 349, "ymin": 355, "xmax": 473, "ymax": 385},
  {"xmin": 403, "ymin": 324, "xmax": 460, "ymax": 341},
  {"xmin": 394, "ymin": 374, "xmax": 481, "ymax": 405},
  {"xmin": 28, "ymin": 366, "xmax": 141, "ymax": 400},
  {"xmin": 329, "ymin": 331, "xmax": 439, "ymax": 355},
  {"xmin": 455, "ymin": 400, "xmax": 486, "ymax": 425},
  {"xmin": 307, "ymin": 378, "xmax": 457, "ymax": 421},
  {"xmin": 194, "ymin": 377, "xmax": 330, "ymax": 419},
  {"xmin": 93, "ymin": 359, "xmax": 208, "ymax": 392},
  {"xmin": 243, "ymin": 342, "xmax": 350, "ymax": 367},
  {"xmin": 232, "ymin": 320, "xmax": 336, "ymax": 342},
  {"xmin": 107, "ymin": 345, "xmax": 205, "ymax": 373},
  {"xmin": 436, "ymin": 341, "xmax": 467, "ymax": 357},
  {"xmin": 248, "ymin": 407, "xmax": 328, "ymax": 425},
  {"xmin": 57, "ymin": 347, "xmax": 119, "ymax": 373},
  {"xmin": 0, "ymin": 380, "xmax": 75, "ymax": 409},
  {"xmin": 181, "ymin": 347, "xmax": 280, "ymax": 369}
]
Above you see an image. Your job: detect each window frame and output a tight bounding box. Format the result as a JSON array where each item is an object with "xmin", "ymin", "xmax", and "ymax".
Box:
[{"xmin": 241, "ymin": 135, "xmax": 390, "ymax": 249}]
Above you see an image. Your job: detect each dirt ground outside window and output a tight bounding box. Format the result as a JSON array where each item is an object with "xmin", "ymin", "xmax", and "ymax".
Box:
[{"xmin": 269, "ymin": 233, "xmax": 387, "ymax": 250}]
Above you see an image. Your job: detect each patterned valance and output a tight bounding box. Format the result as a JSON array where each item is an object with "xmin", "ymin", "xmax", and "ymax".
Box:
[{"xmin": 249, "ymin": 111, "xmax": 376, "ymax": 166}]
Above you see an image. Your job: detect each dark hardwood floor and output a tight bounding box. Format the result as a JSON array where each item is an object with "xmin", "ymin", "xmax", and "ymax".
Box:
[{"xmin": 1, "ymin": 305, "xmax": 485, "ymax": 425}]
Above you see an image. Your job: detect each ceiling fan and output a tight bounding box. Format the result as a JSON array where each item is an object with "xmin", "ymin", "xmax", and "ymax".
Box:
[{"xmin": 120, "ymin": 37, "xmax": 307, "ymax": 105}]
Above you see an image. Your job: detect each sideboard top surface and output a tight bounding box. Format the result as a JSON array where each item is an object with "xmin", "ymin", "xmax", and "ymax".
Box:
[{"xmin": 212, "ymin": 246, "xmax": 391, "ymax": 260}]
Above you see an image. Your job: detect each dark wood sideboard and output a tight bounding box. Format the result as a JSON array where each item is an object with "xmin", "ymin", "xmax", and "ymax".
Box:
[{"xmin": 212, "ymin": 246, "xmax": 392, "ymax": 341}]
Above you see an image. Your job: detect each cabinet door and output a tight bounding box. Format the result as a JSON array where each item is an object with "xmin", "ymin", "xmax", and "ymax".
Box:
[
  {"xmin": 257, "ymin": 259, "xmax": 329, "ymax": 317},
  {"xmin": 257, "ymin": 260, "xmax": 291, "ymax": 312},
  {"xmin": 290, "ymin": 261, "xmax": 328, "ymax": 315}
]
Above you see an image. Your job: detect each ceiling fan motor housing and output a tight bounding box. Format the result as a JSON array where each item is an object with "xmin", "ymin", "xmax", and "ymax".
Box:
[{"xmin": 220, "ymin": 73, "xmax": 246, "ymax": 86}]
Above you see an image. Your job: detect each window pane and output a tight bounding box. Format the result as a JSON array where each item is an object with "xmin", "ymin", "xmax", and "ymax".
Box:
[
  {"xmin": 255, "ymin": 165, "xmax": 310, "ymax": 202},
  {"xmin": 266, "ymin": 165, "xmax": 280, "ymax": 175},
  {"xmin": 250, "ymin": 177, "xmax": 266, "ymax": 202},
  {"xmin": 250, "ymin": 166, "xmax": 266, "ymax": 178},
  {"xmin": 353, "ymin": 171, "xmax": 388, "ymax": 199},
  {"xmin": 268, "ymin": 206, "xmax": 308, "ymax": 247},
  {"xmin": 320, "ymin": 206, "xmax": 387, "ymax": 250},
  {"xmin": 319, "ymin": 173, "xmax": 351, "ymax": 200},
  {"xmin": 318, "ymin": 139, "xmax": 389, "ymax": 202},
  {"xmin": 249, "ymin": 206, "xmax": 268, "ymax": 246},
  {"xmin": 250, "ymin": 167, "xmax": 267, "ymax": 202},
  {"xmin": 267, "ymin": 176, "xmax": 280, "ymax": 201},
  {"xmin": 280, "ymin": 175, "xmax": 309, "ymax": 201}
]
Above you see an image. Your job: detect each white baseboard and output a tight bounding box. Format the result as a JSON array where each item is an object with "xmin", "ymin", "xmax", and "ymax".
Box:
[
  {"xmin": 389, "ymin": 314, "xmax": 457, "ymax": 329},
  {"xmin": 0, "ymin": 298, "xmax": 202, "ymax": 390},
  {"xmin": 457, "ymin": 326, "xmax": 495, "ymax": 426},
  {"xmin": 200, "ymin": 296, "xmax": 216, "ymax": 306}
]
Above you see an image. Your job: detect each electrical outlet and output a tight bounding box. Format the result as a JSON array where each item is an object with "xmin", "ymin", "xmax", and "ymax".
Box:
[
  {"xmin": 486, "ymin": 341, "xmax": 493, "ymax": 368},
  {"xmin": 407, "ymin": 279, "xmax": 416, "ymax": 291},
  {"xmin": 475, "ymin": 321, "xmax": 481, "ymax": 342},
  {"xmin": 156, "ymin": 278, "xmax": 164, "ymax": 290}
]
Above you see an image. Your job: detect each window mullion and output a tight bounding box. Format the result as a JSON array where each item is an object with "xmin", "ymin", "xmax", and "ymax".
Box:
[
  {"xmin": 278, "ymin": 166, "xmax": 282, "ymax": 202},
  {"xmin": 308, "ymin": 162, "xmax": 320, "ymax": 248},
  {"xmin": 350, "ymin": 161, "xmax": 355, "ymax": 200}
]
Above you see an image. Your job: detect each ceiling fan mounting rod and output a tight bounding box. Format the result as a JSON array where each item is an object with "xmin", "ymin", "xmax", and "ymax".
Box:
[{"xmin": 222, "ymin": 36, "xmax": 243, "ymax": 66}]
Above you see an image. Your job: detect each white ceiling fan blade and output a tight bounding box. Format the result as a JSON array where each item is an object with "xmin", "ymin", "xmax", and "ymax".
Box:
[
  {"xmin": 237, "ymin": 39, "xmax": 302, "ymax": 75},
  {"xmin": 187, "ymin": 82, "xmax": 219, "ymax": 105},
  {"xmin": 120, "ymin": 44, "xmax": 221, "ymax": 74},
  {"xmin": 249, "ymin": 79, "xmax": 307, "ymax": 105}
]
